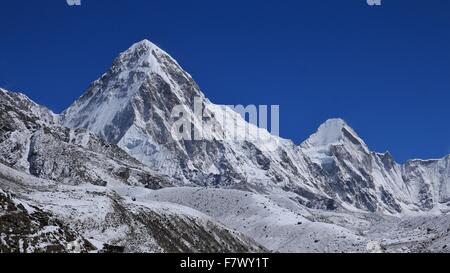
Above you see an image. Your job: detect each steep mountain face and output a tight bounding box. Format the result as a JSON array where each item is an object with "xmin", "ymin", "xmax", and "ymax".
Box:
[
  {"xmin": 297, "ymin": 119, "xmax": 410, "ymax": 213},
  {"xmin": 60, "ymin": 41, "xmax": 205, "ymax": 182},
  {"xmin": 298, "ymin": 118, "xmax": 450, "ymax": 213},
  {"xmin": 0, "ymin": 88, "xmax": 172, "ymax": 189},
  {"xmin": 402, "ymin": 157, "xmax": 450, "ymax": 210},
  {"xmin": 60, "ymin": 40, "xmax": 449, "ymax": 214}
]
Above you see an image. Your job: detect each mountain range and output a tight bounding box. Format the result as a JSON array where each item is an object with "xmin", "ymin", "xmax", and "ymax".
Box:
[{"xmin": 1, "ymin": 40, "xmax": 449, "ymax": 253}]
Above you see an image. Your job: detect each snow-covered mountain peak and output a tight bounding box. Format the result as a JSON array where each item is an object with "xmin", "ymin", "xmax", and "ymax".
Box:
[
  {"xmin": 114, "ymin": 39, "xmax": 172, "ymax": 72},
  {"xmin": 301, "ymin": 118, "xmax": 367, "ymax": 150},
  {"xmin": 130, "ymin": 39, "xmax": 160, "ymax": 50},
  {"xmin": 61, "ymin": 39, "xmax": 204, "ymax": 144},
  {"xmin": 307, "ymin": 118, "xmax": 348, "ymax": 146},
  {"xmin": 124, "ymin": 39, "xmax": 174, "ymax": 61},
  {"xmin": 121, "ymin": 39, "xmax": 165, "ymax": 60}
]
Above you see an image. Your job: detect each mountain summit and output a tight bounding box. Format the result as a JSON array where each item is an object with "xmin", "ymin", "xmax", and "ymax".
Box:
[
  {"xmin": 61, "ymin": 39, "xmax": 202, "ymax": 141},
  {"xmin": 302, "ymin": 118, "xmax": 365, "ymax": 147}
]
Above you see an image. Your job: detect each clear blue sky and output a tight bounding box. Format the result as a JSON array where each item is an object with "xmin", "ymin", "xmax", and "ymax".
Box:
[{"xmin": 1, "ymin": 0, "xmax": 449, "ymax": 162}]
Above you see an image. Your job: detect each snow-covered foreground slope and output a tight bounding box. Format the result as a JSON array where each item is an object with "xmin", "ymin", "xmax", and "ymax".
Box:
[
  {"xmin": 118, "ymin": 186, "xmax": 367, "ymax": 252},
  {"xmin": 108, "ymin": 186, "xmax": 450, "ymax": 253},
  {"xmin": 0, "ymin": 163, "xmax": 264, "ymax": 253},
  {"xmin": 0, "ymin": 187, "xmax": 94, "ymax": 253}
]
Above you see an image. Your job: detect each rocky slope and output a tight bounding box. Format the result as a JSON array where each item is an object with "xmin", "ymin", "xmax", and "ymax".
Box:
[
  {"xmin": 0, "ymin": 161, "xmax": 264, "ymax": 253},
  {"xmin": 0, "ymin": 88, "xmax": 173, "ymax": 189},
  {"xmin": 0, "ymin": 188, "xmax": 94, "ymax": 253}
]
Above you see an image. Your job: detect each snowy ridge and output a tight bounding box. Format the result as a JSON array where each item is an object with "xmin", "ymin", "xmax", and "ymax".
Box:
[{"xmin": 0, "ymin": 87, "xmax": 57, "ymax": 125}]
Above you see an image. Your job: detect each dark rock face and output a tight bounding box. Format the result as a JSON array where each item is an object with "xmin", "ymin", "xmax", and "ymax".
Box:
[
  {"xmin": 285, "ymin": 184, "xmax": 338, "ymax": 210},
  {"xmin": 0, "ymin": 190, "xmax": 94, "ymax": 253},
  {"xmin": 342, "ymin": 127, "xmax": 363, "ymax": 146},
  {"xmin": 380, "ymin": 187, "xmax": 402, "ymax": 213},
  {"xmin": 103, "ymin": 103, "xmax": 136, "ymax": 144},
  {"xmin": 402, "ymin": 157, "xmax": 450, "ymax": 209},
  {"xmin": 243, "ymin": 142, "xmax": 271, "ymax": 171},
  {"xmin": 130, "ymin": 209, "xmax": 263, "ymax": 253},
  {"xmin": 101, "ymin": 244, "xmax": 125, "ymax": 253}
]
